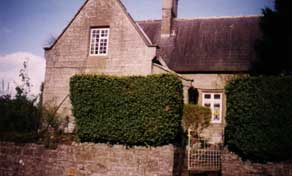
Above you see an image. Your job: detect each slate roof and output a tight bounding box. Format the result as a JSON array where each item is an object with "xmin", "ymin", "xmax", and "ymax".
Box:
[{"xmin": 138, "ymin": 16, "xmax": 261, "ymax": 73}]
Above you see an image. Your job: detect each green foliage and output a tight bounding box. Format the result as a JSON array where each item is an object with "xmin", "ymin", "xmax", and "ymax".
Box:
[
  {"xmin": 182, "ymin": 104, "xmax": 211, "ymax": 134},
  {"xmin": 0, "ymin": 88, "xmax": 40, "ymax": 134},
  {"xmin": 253, "ymin": 0, "xmax": 292, "ymax": 75},
  {"xmin": 225, "ymin": 76, "xmax": 292, "ymax": 162},
  {"xmin": 0, "ymin": 132, "xmax": 39, "ymax": 143},
  {"xmin": 0, "ymin": 88, "xmax": 40, "ymax": 143},
  {"xmin": 70, "ymin": 74, "xmax": 183, "ymax": 146},
  {"xmin": 41, "ymin": 106, "xmax": 61, "ymax": 130}
]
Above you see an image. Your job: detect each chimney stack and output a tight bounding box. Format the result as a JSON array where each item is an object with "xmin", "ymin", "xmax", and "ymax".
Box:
[{"xmin": 161, "ymin": 0, "xmax": 178, "ymax": 37}]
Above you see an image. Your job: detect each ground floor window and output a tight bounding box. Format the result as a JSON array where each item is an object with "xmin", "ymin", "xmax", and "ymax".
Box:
[{"xmin": 202, "ymin": 92, "xmax": 223, "ymax": 123}]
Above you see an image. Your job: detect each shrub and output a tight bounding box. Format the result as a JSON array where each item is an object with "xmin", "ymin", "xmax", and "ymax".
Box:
[
  {"xmin": 70, "ymin": 74, "xmax": 183, "ymax": 146},
  {"xmin": 0, "ymin": 132, "xmax": 39, "ymax": 143},
  {"xmin": 38, "ymin": 105, "xmax": 62, "ymax": 148},
  {"xmin": 225, "ymin": 76, "xmax": 292, "ymax": 162},
  {"xmin": 182, "ymin": 104, "xmax": 211, "ymax": 134},
  {"xmin": 0, "ymin": 89, "xmax": 40, "ymax": 133},
  {"xmin": 0, "ymin": 88, "xmax": 40, "ymax": 142}
]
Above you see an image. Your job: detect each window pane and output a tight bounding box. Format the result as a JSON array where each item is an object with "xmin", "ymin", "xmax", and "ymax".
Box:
[
  {"xmin": 204, "ymin": 94, "xmax": 211, "ymax": 99},
  {"xmin": 213, "ymin": 105, "xmax": 221, "ymax": 122},
  {"xmin": 214, "ymin": 94, "xmax": 221, "ymax": 99},
  {"xmin": 214, "ymin": 104, "xmax": 220, "ymax": 108},
  {"xmin": 204, "ymin": 103, "xmax": 211, "ymax": 107},
  {"xmin": 213, "ymin": 114, "xmax": 220, "ymax": 121}
]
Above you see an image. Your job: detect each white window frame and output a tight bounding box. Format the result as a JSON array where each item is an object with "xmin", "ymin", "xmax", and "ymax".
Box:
[
  {"xmin": 89, "ymin": 28, "xmax": 110, "ymax": 56},
  {"xmin": 202, "ymin": 92, "xmax": 223, "ymax": 124}
]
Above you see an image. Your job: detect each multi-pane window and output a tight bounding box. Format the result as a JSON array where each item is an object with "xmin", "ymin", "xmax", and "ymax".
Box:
[
  {"xmin": 202, "ymin": 93, "xmax": 223, "ymax": 123},
  {"xmin": 89, "ymin": 28, "xmax": 110, "ymax": 56}
]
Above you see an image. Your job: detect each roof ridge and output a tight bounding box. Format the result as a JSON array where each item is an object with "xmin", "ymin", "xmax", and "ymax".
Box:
[
  {"xmin": 175, "ymin": 15, "xmax": 261, "ymax": 21},
  {"xmin": 136, "ymin": 23, "xmax": 153, "ymax": 45},
  {"xmin": 136, "ymin": 15, "xmax": 261, "ymax": 23},
  {"xmin": 136, "ymin": 19, "xmax": 162, "ymax": 23}
]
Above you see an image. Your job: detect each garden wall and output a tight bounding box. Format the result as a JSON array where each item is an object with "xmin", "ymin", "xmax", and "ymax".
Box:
[
  {"xmin": 222, "ymin": 148, "xmax": 292, "ymax": 176},
  {"xmin": 0, "ymin": 142, "xmax": 174, "ymax": 176}
]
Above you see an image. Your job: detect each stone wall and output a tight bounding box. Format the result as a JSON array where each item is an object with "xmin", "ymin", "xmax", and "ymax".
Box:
[
  {"xmin": 0, "ymin": 142, "xmax": 174, "ymax": 176},
  {"xmin": 4, "ymin": 142, "xmax": 292, "ymax": 176},
  {"xmin": 222, "ymin": 149, "xmax": 292, "ymax": 176}
]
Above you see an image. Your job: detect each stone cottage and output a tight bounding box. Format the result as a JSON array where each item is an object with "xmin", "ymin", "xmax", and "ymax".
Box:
[{"xmin": 43, "ymin": 0, "xmax": 260, "ymax": 142}]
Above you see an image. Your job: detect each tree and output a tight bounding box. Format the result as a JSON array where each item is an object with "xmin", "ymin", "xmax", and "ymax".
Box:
[
  {"xmin": 252, "ymin": 0, "xmax": 292, "ymax": 75},
  {"xmin": 18, "ymin": 60, "xmax": 32, "ymax": 97},
  {"xmin": 182, "ymin": 104, "xmax": 211, "ymax": 136}
]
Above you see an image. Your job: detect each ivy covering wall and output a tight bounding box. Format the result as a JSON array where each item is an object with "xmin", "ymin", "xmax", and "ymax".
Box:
[
  {"xmin": 70, "ymin": 74, "xmax": 183, "ymax": 146},
  {"xmin": 225, "ymin": 76, "xmax": 292, "ymax": 162}
]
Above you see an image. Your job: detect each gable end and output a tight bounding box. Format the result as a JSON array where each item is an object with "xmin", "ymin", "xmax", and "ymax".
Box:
[{"xmin": 44, "ymin": 0, "xmax": 156, "ymax": 51}]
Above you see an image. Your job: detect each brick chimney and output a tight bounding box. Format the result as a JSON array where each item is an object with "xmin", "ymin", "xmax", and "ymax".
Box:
[{"xmin": 161, "ymin": 0, "xmax": 178, "ymax": 37}]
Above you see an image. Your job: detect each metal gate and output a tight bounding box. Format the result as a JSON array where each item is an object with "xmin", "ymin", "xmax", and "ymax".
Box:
[{"xmin": 187, "ymin": 130, "xmax": 223, "ymax": 172}]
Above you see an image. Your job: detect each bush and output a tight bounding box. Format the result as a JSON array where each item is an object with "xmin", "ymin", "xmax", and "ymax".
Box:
[
  {"xmin": 225, "ymin": 76, "xmax": 292, "ymax": 162},
  {"xmin": 0, "ymin": 90, "xmax": 40, "ymax": 133},
  {"xmin": 0, "ymin": 132, "xmax": 39, "ymax": 143},
  {"xmin": 182, "ymin": 104, "xmax": 211, "ymax": 134},
  {"xmin": 70, "ymin": 74, "xmax": 183, "ymax": 146},
  {"xmin": 0, "ymin": 88, "xmax": 40, "ymax": 142},
  {"xmin": 38, "ymin": 105, "xmax": 63, "ymax": 148}
]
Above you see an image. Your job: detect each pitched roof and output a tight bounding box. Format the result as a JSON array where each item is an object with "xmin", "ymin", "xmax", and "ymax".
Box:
[{"xmin": 138, "ymin": 16, "xmax": 261, "ymax": 73}]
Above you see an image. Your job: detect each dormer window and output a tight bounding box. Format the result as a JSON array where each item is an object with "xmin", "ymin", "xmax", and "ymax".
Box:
[{"xmin": 89, "ymin": 28, "xmax": 110, "ymax": 56}]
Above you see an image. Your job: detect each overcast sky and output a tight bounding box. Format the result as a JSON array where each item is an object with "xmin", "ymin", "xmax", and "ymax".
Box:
[{"xmin": 0, "ymin": 0, "xmax": 274, "ymax": 95}]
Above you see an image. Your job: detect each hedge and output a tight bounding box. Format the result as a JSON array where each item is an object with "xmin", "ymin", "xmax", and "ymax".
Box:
[
  {"xmin": 225, "ymin": 76, "xmax": 292, "ymax": 162},
  {"xmin": 70, "ymin": 74, "xmax": 183, "ymax": 146}
]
